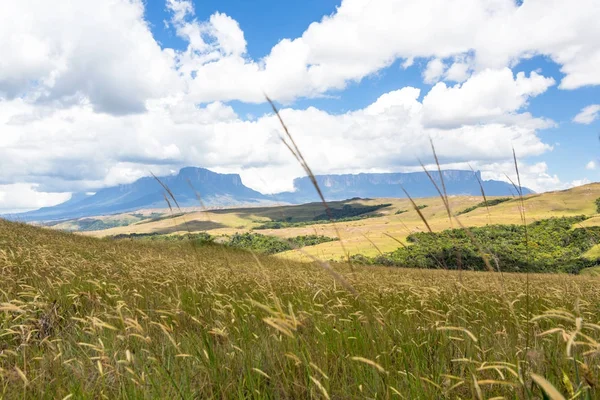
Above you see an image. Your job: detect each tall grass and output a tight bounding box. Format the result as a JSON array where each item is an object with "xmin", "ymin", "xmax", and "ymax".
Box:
[
  {"xmin": 0, "ymin": 106, "xmax": 598, "ymax": 399},
  {"xmin": 1, "ymin": 219, "xmax": 599, "ymax": 398}
]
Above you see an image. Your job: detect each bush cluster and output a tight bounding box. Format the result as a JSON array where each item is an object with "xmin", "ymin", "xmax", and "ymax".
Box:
[
  {"xmin": 113, "ymin": 231, "xmax": 215, "ymax": 244},
  {"xmin": 457, "ymin": 198, "xmax": 512, "ymax": 215},
  {"xmin": 352, "ymin": 216, "xmax": 600, "ymax": 273},
  {"xmin": 113, "ymin": 231, "xmax": 336, "ymax": 255},
  {"xmin": 226, "ymin": 233, "xmax": 337, "ymax": 255},
  {"xmin": 312, "ymin": 203, "xmax": 392, "ymax": 221},
  {"xmin": 255, "ymin": 203, "xmax": 391, "ymax": 229}
]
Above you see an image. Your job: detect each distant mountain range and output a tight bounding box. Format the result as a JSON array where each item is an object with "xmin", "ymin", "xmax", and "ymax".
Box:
[
  {"xmin": 274, "ymin": 170, "xmax": 533, "ymax": 204},
  {"xmin": 11, "ymin": 168, "xmax": 271, "ymax": 222},
  {"xmin": 8, "ymin": 167, "xmax": 533, "ymax": 221}
]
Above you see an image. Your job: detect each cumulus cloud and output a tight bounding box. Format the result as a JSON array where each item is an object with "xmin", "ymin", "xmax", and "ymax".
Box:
[
  {"xmin": 0, "ymin": 68, "xmax": 553, "ymax": 199},
  {"xmin": 423, "ymin": 59, "xmax": 446, "ymax": 84},
  {"xmin": 300, "ymin": 0, "xmax": 600, "ymax": 90},
  {"xmin": 574, "ymin": 105, "xmax": 600, "ymax": 125},
  {"xmin": 163, "ymin": 0, "xmax": 600, "ymax": 103},
  {"xmin": 586, "ymin": 161, "xmax": 597, "ymax": 170},
  {"xmin": 167, "ymin": 0, "xmax": 600, "ymax": 103},
  {"xmin": 0, "ymin": 184, "xmax": 70, "ymax": 214},
  {"xmin": 481, "ymin": 162, "xmax": 595, "ymax": 193},
  {"xmin": 445, "ymin": 61, "xmax": 471, "ymax": 83},
  {"xmin": 0, "ymin": 0, "xmax": 596, "ymax": 211},
  {"xmin": 0, "ymin": 0, "xmax": 178, "ymax": 114},
  {"xmin": 1, "ymin": 0, "xmax": 599, "ymax": 108},
  {"xmin": 570, "ymin": 178, "xmax": 592, "ymax": 188},
  {"xmin": 421, "ymin": 68, "xmax": 555, "ymax": 128},
  {"xmin": 167, "ymin": 0, "xmax": 247, "ymax": 56},
  {"xmin": 480, "ymin": 161, "xmax": 562, "ymax": 194}
]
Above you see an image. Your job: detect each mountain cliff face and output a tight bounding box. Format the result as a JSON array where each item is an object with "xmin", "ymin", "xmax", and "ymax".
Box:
[
  {"xmin": 13, "ymin": 167, "xmax": 271, "ymax": 221},
  {"xmin": 273, "ymin": 170, "xmax": 533, "ymax": 203},
  {"xmin": 10, "ymin": 168, "xmax": 533, "ymax": 221}
]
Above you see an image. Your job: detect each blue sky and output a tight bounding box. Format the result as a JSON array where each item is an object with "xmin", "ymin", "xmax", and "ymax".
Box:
[
  {"xmin": 147, "ymin": 0, "xmax": 342, "ymax": 56},
  {"xmin": 0, "ymin": 0, "xmax": 599, "ymax": 212},
  {"xmin": 145, "ymin": 0, "xmax": 600, "ymax": 184}
]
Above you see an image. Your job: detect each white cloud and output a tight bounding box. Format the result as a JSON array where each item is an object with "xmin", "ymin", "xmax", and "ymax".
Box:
[
  {"xmin": 481, "ymin": 161, "xmax": 563, "ymax": 193},
  {"xmin": 170, "ymin": 0, "xmax": 600, "ymax": 102},
  {"xmin": 0, "ymin": 184, "xmax": 70, "ymax": 214},
  {"xmin": 146, "ymin": 0, "xmax": 600, "ymax": 104},
  {"xmin": 0, "ymin": 69, "xmax": 553, "ymax": 202},
  {"xmin": 165, "ymin": 0, "xmax": 194, "ymax": 23},
  {"xmin": 573, "ymin": 105, "xmax": 600, "ymax": 124},
  {"xmin": 481, "ymin": 162, "xmax": 595, "ymax": 193},
  {"xmin": 445, "ymin": 61, "xmax": 471, "ymax": 83},
  {"xmin": 586, "ymin": 161, "xmax": 597, "ymax": 170},
  {"xmin": 168, "ymin": 0, "xmax": 598, "ymax": 104},
  {"xmin": 167, "ymin": 0, "xmax": 247, "ymax": 57},
  {"xmin": 421, "ymin": 68, "xmax": 555, "ymax": 128},
  {"xmin": 401, "ymin": 58, "xmax": 415, "ymax": 69},
  {"xmin": 570, "ymin": 178, "xmax": 591, "ymax": 188},
  {"xmin": 1, "ymin": 0, "xmax": 599, "ymax": 108},
  {"xmin": 0, "ymin": 0, "xmax": 595, "ymax": 211},
  {"xmin": 237, "ymin": 0, "xmax": 598, "ymax": 99},
  {"xmin": 423, "ymin": 58, "xmax": 446, "ymax": 84},
  {"xmin": 0, "ymin": 0, "xmax": 179, "ymax": 115},
  {"xmin": 207, "ymin": 13, "xmax": 247, "ymax": 56}
]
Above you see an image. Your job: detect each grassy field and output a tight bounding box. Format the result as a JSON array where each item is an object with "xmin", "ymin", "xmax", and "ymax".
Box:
[
  {"xmin": 580, "ymin": 266, "xmax": 600, "ymax": 277},
  {"xmin": 46, "ymin": 214, "xmax": 149, "ymax": 232},
  {"xmin": 1, "ymin": 218, "xmax": 599, "ymax": 398},
  {"xmin": 79, "ymin": 183, "xmax": 600, "ymax": 261}
]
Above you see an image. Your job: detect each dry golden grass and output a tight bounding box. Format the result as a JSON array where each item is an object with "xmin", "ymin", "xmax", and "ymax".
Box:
[{"xmin": 1, "ymin": 218, "xmax": 599, "ymax": 398}]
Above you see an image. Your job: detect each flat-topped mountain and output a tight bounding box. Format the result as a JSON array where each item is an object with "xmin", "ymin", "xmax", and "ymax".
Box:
[
  {"xmin": 273, "ymin": 170, "xmax": 533, "ymax": 203},
  {"xmin": 12, "ymin": 167, "xmax": 271, "ymax": 221},
  {"xmin": 9, "ymin": 167, "xmax": 532, "ymax": 221}
]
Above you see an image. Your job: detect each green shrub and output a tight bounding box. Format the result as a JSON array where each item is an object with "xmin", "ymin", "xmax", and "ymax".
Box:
[
  {"xmin": 113, "ymin": 231, "xmax": 336, "ymax": 255},
  {"xmin": 457, "ymin": 198, "xmax": 512, "ymax": 215},
  {"xmin": 312, "ymin": 203, "xmax": 392, "ymax": 221},
  {"xmin": 254, "ymin": 206, "xmax": 390, "ymax": 229},
  {"xmin": 255, "ymin": 217, "xmax": 367, "ymax": 230},
  {"xmin": 225, "ymin": 233, "xmax": 337, "ymax": 254},
  {"xmin": 359, "ymin": 216, "xmax": 600, "ymax": 273},
  {"xmin": 227, "ymin": 233, "xmax": 292, "ymax": 254},
  {"xmin": 113, "ymin": 231, "xmax": 214, "ymax": 244}
]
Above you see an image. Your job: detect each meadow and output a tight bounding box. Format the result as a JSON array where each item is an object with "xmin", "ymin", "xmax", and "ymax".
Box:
[{"xmin": 1, "ymin": 217, "xmax": 599, "ymax": 399}]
